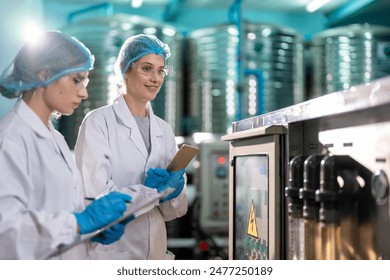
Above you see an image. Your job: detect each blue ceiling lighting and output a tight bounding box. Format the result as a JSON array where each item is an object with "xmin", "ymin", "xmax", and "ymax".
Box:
[
  {"xmin": 163, "ymin": 0, "xmax": 186, "ymax": 22},
  {"xmin": 325, "ymin": 0, "xmax": 376, "ymax": 25},
  {"xmin": 67, "ymin": 2, "xmax": 113, "ymax": 24}
]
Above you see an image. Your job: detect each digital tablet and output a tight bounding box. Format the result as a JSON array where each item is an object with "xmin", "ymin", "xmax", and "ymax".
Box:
[{"xmin": 166, "ymin": 144, "xmax": 199, "ymax": 172}]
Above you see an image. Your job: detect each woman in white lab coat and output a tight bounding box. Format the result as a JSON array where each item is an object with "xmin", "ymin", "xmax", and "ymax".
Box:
[
  {"xmin": 0, "ymin": 31, "xmax": 131, "ymax": 259},
  {"xmin": 74, "ymin": 34, "xmax": 188, "ymax": 260}
]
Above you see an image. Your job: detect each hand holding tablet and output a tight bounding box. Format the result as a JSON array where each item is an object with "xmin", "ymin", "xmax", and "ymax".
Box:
[{"xmin": 166, "ymin": 144, "xmax": 199, "ymax": 172}]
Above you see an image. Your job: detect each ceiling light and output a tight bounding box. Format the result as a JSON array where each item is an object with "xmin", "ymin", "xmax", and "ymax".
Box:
[
  {"xmin": 306, "ymin": 0, "xmax": 332, "ymax": 13},
  {"xmin": 131, "ymin": 0, "xmax": 144, "ymax": 8},
  {"xmin": 22, "ymin": 21, "xmax": 44, "ymax": 45}
]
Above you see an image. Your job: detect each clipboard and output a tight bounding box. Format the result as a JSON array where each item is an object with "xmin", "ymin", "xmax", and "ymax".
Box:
[
  {"xmin": 40, "ymin": 144, "xmax": 199, "ymax": 259},
  {"xmin": 166, "ymin": 144, "xmax": 199, "ymax": 172},
  {"xmin": 39, "ymin": 188, "xmax": 173, "ymax": 259}
]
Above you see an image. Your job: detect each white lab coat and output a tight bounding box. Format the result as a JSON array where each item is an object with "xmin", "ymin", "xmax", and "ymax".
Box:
[
  {"xmin": 0, "ymin": 99, "xmax": 87, "ymax": 260},
  {"xmin": 74, "ymin": 94, "xmax": 188, "ymax": 260}
]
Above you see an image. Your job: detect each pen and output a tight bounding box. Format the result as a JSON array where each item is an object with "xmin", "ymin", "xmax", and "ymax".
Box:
[{"xmin": 84, "ymin": 197, "xmax": 131, "ymax": 203}]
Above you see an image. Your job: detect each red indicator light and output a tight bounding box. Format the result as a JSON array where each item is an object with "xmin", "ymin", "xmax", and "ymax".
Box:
[
  {"xmin": 198, "ymin": 240, "xmax": 210, "ymax": 252},
  {"xmin": 217, "ymin": 156, "xmax": 226, "ymax": 165}
]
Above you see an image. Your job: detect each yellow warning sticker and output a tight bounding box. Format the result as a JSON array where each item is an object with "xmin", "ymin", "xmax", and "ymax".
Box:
[{"xmin": 247, "ymin": 200, "xmax": 258, "ymax": 238}]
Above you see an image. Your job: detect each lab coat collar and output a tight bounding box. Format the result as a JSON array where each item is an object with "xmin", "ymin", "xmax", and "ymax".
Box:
[
  {"xmin": 112, "ymin": 95, "xmax": 164, "ymax": 159},
  {"xmin": 113, "ymin": 95, "xmax": 163, "ymax": 135},
  {"xmin": 14, "ymin": 98, "xmax": 79, "ymax": 177},
  {"xmin": 14, "ymin": 98, "xmax": 53, "ymax": 139},
  {"xmin": 48, "ymin": 124, "xmax": 80, "ymax": 179},
  {"xmin": 112, "ymin": 95, "xmax": 137, "ymax": 129}
]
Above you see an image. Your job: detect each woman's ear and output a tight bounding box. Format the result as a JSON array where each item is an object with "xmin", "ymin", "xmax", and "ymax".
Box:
[{"xmin": 37, "ymin": 69, "xmax": 50, "ymax": 81}]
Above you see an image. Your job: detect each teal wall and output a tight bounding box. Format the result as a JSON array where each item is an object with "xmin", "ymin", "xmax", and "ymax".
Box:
[
  {"xmin": 0, "ymin": 0, "xmax": 44, "ymax": 117},
  {"xmin": 44, "ymin": 3, "xmax": 327, "ymax": 36}
]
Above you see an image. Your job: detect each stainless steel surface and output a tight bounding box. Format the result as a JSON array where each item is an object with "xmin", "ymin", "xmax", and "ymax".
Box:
[
  {"xmin": 232, "ymin": 75, "xmax": 390, "ymax": 133},
  {"xmin": 188, "ymin": 22, "xmax": 304, "ymax": 134},
  {"xmin": 311, "ymin": 24, "xmax": 390, "ymax": 97}
]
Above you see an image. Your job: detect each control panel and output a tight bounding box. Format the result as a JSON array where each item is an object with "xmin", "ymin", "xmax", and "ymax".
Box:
[{"xmin": 199, "ymin": 141, "xmax": 230, "ymax": 233}]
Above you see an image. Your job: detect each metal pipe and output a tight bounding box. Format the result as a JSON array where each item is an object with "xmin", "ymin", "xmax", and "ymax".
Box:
[
  {"xmin": 228, "ymin": 0, "xmax": 244, "ymax": 121},
  {"xmin": 67, "ymin": 2, "xmax": 113, "ymax": 24}
]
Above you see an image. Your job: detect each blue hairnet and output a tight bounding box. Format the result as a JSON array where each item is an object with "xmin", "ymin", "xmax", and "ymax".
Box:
[
  {"xmin": 0, "ymin": 30, "xmax": 94, "ymax": 99},
  {"xmin": 114, "ymin": 34, "xmax": 170, "ymax": 84}
]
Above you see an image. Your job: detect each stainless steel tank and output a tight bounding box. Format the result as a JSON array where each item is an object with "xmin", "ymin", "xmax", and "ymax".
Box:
[
  {"xmin": 188, "ymin": 22, "xmax": 304, "ymax": 134},
  {"xmin": 62, "ymin": 14, "xmax": 183, "ymax": 148},
  {"xmin": 311, "ymin": 23, "xmax": 390, "ymax": 97}
]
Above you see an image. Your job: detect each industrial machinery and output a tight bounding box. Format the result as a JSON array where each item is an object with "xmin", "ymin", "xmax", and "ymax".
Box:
[
  {"xmin": 193, "ymin": 139, "xmax": 231, "ymax": 259},
  {"xmin": 222, "ymin": 126, "xmax": 287, "ymax": 260},
  {"xmin": 222, "ymin": 76, "xmax": 390, "ymax": 260},
  {"xmin": 188, "ymin": 22, "xmax": 304, "ymax": 134},
  {"xmin": 311, "ymin": 24, "xmax": 390, "ymax": 98},
  {"xmin": 166, "ymin": 137, "xmax": 230, "ymax": 260},
  {"xmin": 198, "ymin": 141, "xmax": 230, "ymax": 233}
]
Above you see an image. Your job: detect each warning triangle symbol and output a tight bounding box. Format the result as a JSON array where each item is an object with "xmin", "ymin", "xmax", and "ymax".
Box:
[{"xmin": 247, "ymin": 200, "xmax": 258, "ymax": 238}]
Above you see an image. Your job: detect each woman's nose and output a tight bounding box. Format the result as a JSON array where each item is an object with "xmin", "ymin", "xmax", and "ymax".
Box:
[{"xmin": 79, "ymin": 88, "xmax": 88, "ymax": 100}]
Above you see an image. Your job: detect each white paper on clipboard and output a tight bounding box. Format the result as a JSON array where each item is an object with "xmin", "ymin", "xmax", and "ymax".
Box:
[
  {"xmin": 166, "ymin": 144, "xmax": 199, "ymax": 172},
  {"xmin": 39, "ymin": 188, "xmax": 173, "ymax": 259}
]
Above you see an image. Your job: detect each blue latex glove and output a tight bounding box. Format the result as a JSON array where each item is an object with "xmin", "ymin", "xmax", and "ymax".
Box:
[
  {"xmin": 144, "ymin": 168, "xmax": 170, "ymax": 192},
  {"xmin": 74, "ymin": 192, "xmax": 132, "ymax": 234},
  {"xmin": 161, "ymin": 169, "xmax": 185, "ymax": 203},
  {"xmin": 91, "ymin": 215, "xmax": 135, "ymax": 245}
]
